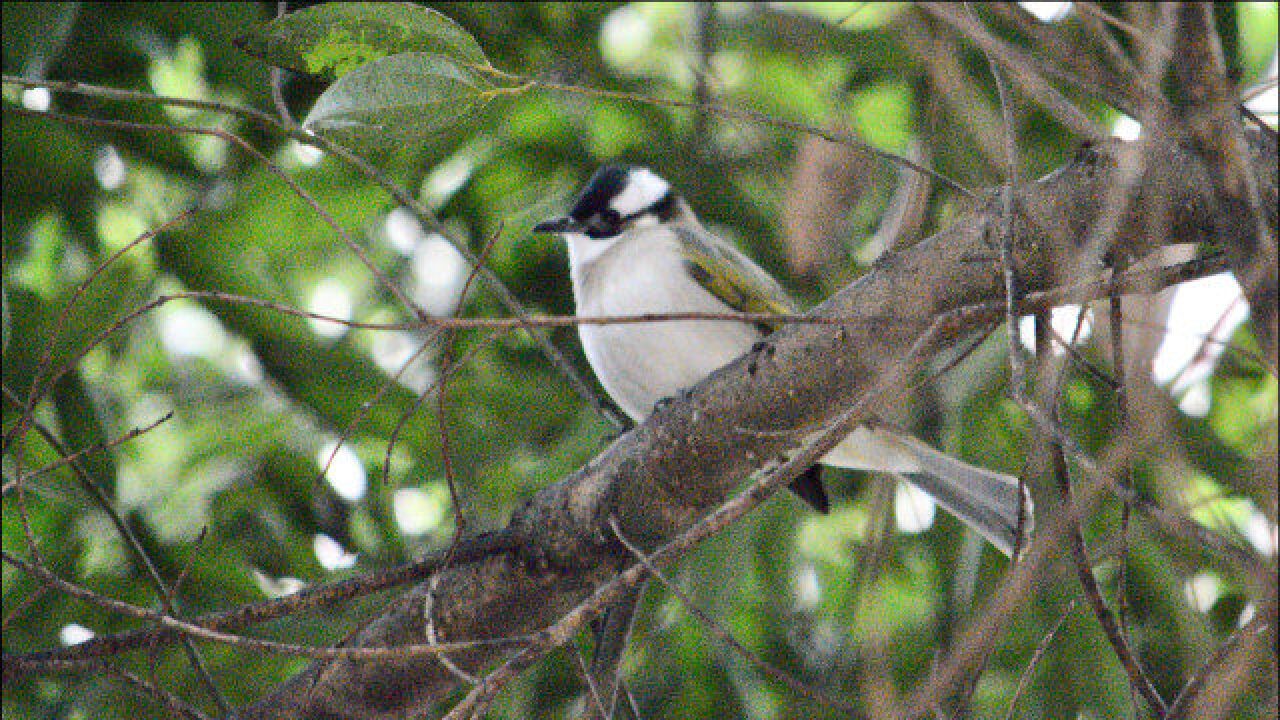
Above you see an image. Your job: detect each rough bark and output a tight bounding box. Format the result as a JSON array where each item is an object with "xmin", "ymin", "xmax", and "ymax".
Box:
[
  {"xmin": 1166, "ymin": 3, "xmax": 1279, "ymax": 363},
  {"xmin": 234, "ymin": 128, "xmax": 1277, "ymax": 720}
]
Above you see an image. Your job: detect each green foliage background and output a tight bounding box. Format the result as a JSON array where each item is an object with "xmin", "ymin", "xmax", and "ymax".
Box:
[{"xmin": 2, "ymin": 3, "xmax": 1276, "ymax": 719}]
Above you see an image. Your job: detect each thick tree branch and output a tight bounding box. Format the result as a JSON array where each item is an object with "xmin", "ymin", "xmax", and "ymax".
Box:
[
  {"xmin": 230, "ymin": 128, "xmax": 1277, "ymax": 719},
  {"xmin": 1164, "ymin": 3, "xmax": 1278, "ymax": 362}
]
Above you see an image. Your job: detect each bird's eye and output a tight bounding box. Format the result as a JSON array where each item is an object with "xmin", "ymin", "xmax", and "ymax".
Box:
[{"xmin": 587, "ymin": 209, "xmax": 622, "ymax": 238}]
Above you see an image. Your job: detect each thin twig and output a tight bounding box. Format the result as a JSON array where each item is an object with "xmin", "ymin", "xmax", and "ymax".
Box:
[
  {"xmin": 2, "ymin": 585, "xmax": 49, "ymax": 631},
  {"xmin": 1, "ymin": 253, "xmax": 1232, "ymax": 365},
  {"xmin": 583, "ymin": 581, "xmax": 644, "ymax": 720},
  {"xmin": 1, "ymin": 70, "xmax": 975, "ymax": 200},
  {"xmin": 0, "ymin": 106, "xmax": 425, "ymax": 415},
  {"xmin": 690, "ymin": 1, "xmax": 716, "ymax": 149},
  {"xmin": 1166, "ymin": 612, "xmax": 1273, "ymax": 719},
  {"xmin": 7, "ymin": 411, "xmax": 174, "ymax": 487},
  {"xmin": 1164, "ymin": 295, "xmax": 1248, "ymax": 393},
  {"xmin": 966, "ymin": 2, "xmax": 1026, "ymax": 402},
  {"xmin": 1072, "ymin": 2, "xmax": 1151, "ymax": 93},
  {"xmin": 920, "ymin": 3, "xmax": 1110, "ymax": 138},
  {"xmin": 1027, "ymin": 301, "xmax": 1166, "ymax": 720},
  {"xmin": 301, "ymin": 125, "xmax": 628, "ymax": 430},
  {"xmin": 376, "ymin": 334, "xmax": 493, "ymax": 503},
  {"xmin": 314, "ymin": 332, "xmax": 435, "ymax": 493},
  {"xmin": 411, "ymin": 232, "xmax": 514, "ymax": 691},
  {"xmin": 0, "ymin": 73, "xmax": 624, "ymax": 431},
  {"xmin": 422, "ymin": 572, "xmax": 479, "ymax": 685},
  {"xmin": 0, "ymin": 550, "xmax": 535, "ymax": 667},
  {"xmin": 570, "ymin": 643, "xmax": 610, "ymax": 720},
  {"xmin": 0, "ymin": 390, "xmax": 231, "ymax": 714},
  {"xmin": 105, "ymin": 666, "xmax": 213, "ymax": 720},
  {"xmin": 1047, "ymin": 414, "xmax": 1168, "ymax": 717},
  {"xmin": 952, "ymin": 20, "xmax": 1027, "ymax": 686},
  {"xmin": 435, "ymin": 221, "xmax": 507, "ymax": 537},
  {"xmin": 1074, "ymin": 2, "xmax": 1164, "ymax": 56},
  {"xmin": 3, "ymin": 530, "xmax": 519, "ymax": 677},
  {"xmin": 1045, "ymin": 321, "xmax": 1121, "ymax": 390},
  {"xmin": 504, "ymin": 74, "xmax": 977, "ymax": 199},
  {"xmin": 1109, "ymin": 275, "xmax": 1140, "ymax": 716},
  {"xmin": 1, "ymin": 207, "xmax": 194, "ymax": 458},
  {"xmin": 1001, "ymin": 599, "xmax": 1079, "ymax": 720},
  {"xmin": 269, "ymin": 1, "xmax": 296, "ymax": 127},
  {"xmin": 608, "ymin": 516, "xmax": 860, "ymax": 714}
]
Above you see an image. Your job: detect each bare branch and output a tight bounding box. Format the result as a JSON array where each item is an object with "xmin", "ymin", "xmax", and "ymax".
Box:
[
  {"xmin": 1, "ymin": 388, "xmax": 231, "ymax": 714},
  {"xmin": 919, "ymin": 3, "xmax": 1110, "ymax": 138},
  {"xmin": 965, "ymin": 2, "xmax": 1028, "ymax": 399},
  {"xmin": 1, "ymin": 550, "xmax": 535, "ymax": 665}
]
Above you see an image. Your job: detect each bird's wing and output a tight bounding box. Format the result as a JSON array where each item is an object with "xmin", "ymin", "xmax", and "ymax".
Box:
[{"xmin": 673, "ymin": 225, "xmax": 798, "ymax": 332}]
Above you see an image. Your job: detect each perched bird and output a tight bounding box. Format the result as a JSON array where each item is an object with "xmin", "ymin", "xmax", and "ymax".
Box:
[{"xmin": 534, "ymin": 164, "xmax": 1031, "ymax": 555}]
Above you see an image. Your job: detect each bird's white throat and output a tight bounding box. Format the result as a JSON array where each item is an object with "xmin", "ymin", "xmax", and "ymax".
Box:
[
  {"xmin": 565, "ymin": 225, "xmax": 760, "ymax": 420},
  {"xmin": 563, "ymin": 232, "xmax": 618, "ymax": 297}
]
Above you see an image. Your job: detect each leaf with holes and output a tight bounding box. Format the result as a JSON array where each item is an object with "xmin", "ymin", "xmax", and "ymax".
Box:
[{"xmin": 234, "ymin": 2, "xmax": 489, "ymax": 80}]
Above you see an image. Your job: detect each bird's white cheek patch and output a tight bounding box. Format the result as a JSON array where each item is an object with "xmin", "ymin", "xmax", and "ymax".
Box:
[{"xmin": 609, "ymin": 168, "xmax": 670, "ymax": 217}]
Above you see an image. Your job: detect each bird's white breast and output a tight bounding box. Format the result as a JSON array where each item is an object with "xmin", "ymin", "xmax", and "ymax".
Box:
[
  {"xmin": 564, "ymin": 224, "xmax": 923, "ymax": 477},
  {"xmin": 566, "ymin": 227, "xmax": 760, "ymax": 421}
]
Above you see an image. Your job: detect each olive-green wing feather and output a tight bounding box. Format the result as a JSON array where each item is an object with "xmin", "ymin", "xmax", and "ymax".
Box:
[
  {"xmin": 675, "ymin": 226, "xmax": 830, "ymax": 514},
  {"xmin": 673, "ymin": 226, "xmax": 798, "ymax": 332}
]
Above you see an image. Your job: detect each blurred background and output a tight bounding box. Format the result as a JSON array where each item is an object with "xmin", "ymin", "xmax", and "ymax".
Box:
[{"xmin": 3, "ymin": 2, "xmax": 1277, "ymax": 718}]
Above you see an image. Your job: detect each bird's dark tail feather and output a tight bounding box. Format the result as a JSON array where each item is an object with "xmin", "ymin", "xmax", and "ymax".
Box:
[{"xmin": 788, "ymin": 465, "xmax": 830, "ymax": 514}]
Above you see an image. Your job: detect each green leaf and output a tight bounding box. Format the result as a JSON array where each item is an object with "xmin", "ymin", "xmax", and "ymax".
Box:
[
  {"xmin": 302, "ymin": 51, "xmax": 496, "ymax": 151},
  {"xmin": 51, "ymin": 370, "xmax": 118, "ymax": 496},
  {"xmin": 234, "ymin": 2, "xmax": 488, "ymax": 80},
  {"xmin": 0, "ymin": 2, "xmax": 80, "ymax": 76},
  {"xmin": 2, "ymin": 274, "xmax": 151, "ymax": 402}
]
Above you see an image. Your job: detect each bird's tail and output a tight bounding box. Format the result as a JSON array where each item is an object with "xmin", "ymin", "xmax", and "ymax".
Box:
[{"xmin": 824, "ymin": 427, "xmax": 1033, "ymax": 556}]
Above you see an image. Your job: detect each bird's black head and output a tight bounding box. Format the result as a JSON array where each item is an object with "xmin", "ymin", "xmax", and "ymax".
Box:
[{"xmin": 534, "ymin": 164, "xmax": 678, "ymax": 239}]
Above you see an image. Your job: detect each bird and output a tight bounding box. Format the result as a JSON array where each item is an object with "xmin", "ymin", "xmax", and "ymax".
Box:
[{"xmin": 534, "ymin": 164, "xmax": 1031, "ymax": 556}]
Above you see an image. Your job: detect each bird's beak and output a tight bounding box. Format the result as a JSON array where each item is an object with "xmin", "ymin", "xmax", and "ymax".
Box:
[{"xmin": 532, "ymin": 216, "xmax": 583, "ymax": 234}]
